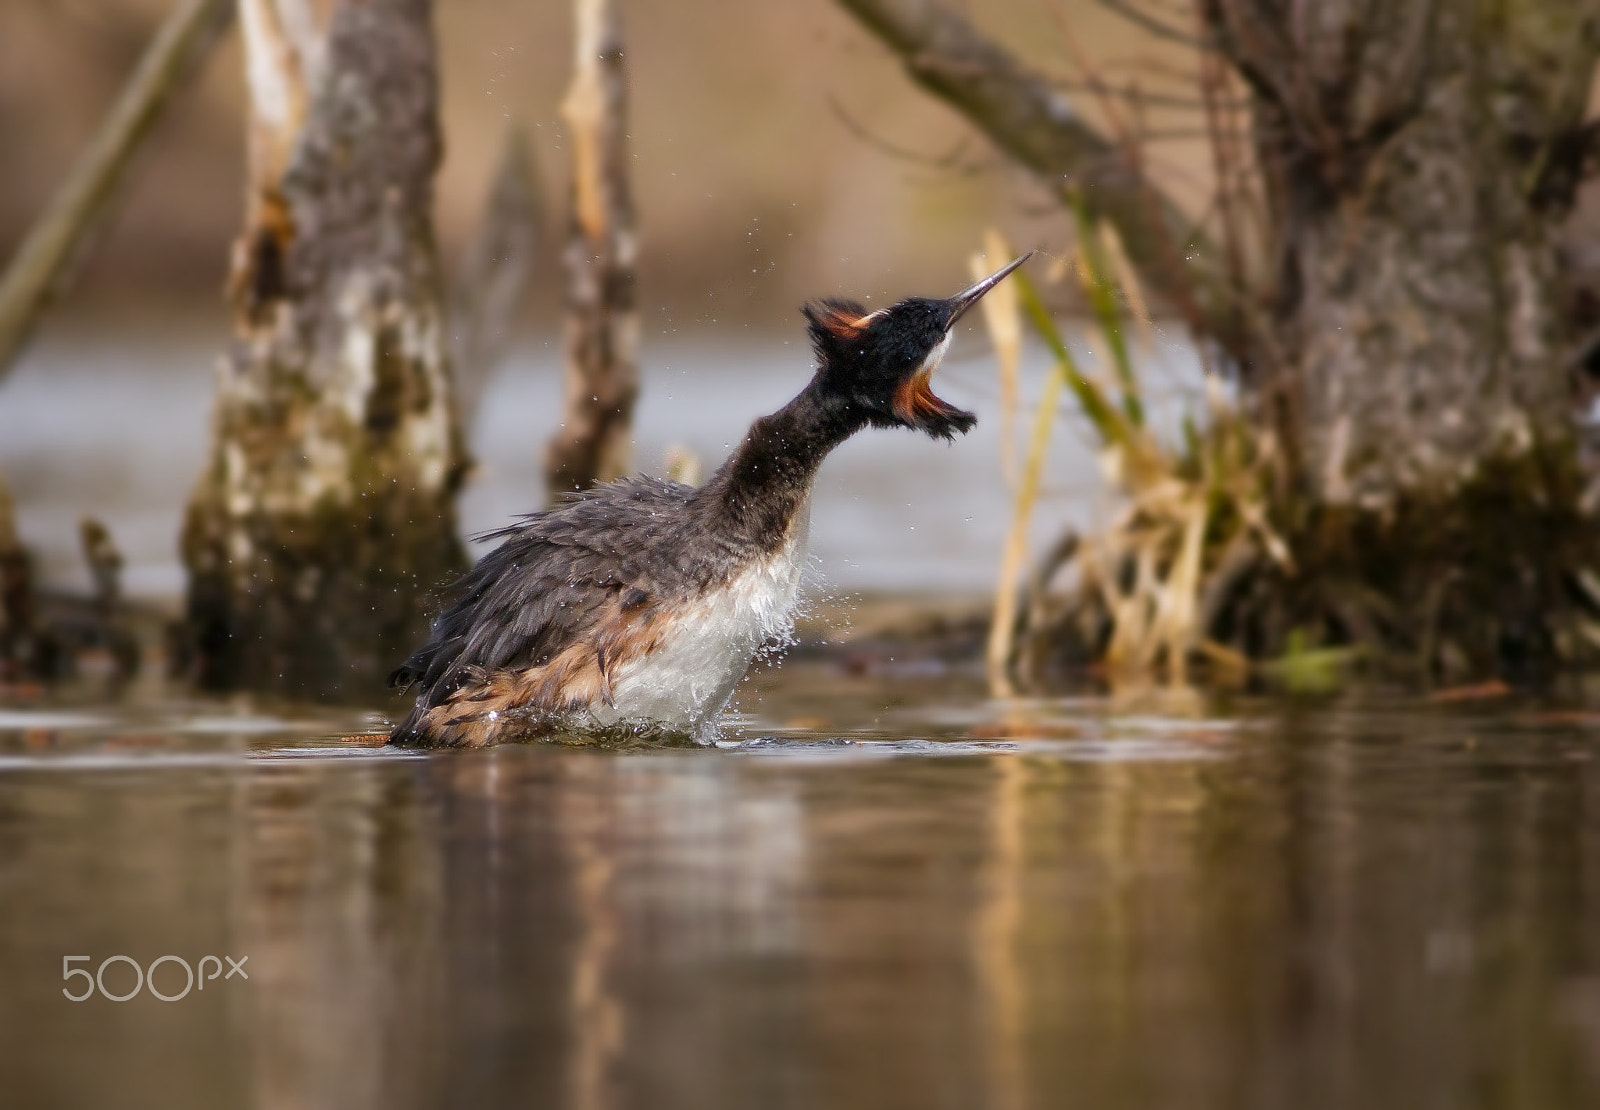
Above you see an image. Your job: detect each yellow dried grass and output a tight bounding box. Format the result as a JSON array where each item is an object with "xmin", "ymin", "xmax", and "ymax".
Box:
[{"xmin": 976, "ymin": 215, "xmax": 1288, "ymax": 692}]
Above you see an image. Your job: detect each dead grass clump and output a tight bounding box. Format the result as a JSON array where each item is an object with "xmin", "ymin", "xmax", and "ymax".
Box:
[{"xmin": 979, "ymin": 213, "xmax": 1290, "ymax": 694}]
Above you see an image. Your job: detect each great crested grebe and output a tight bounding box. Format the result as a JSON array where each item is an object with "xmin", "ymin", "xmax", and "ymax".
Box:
[{"xmin": 389, "ymin": 254, "xmax": 1033, "ymax": 747}]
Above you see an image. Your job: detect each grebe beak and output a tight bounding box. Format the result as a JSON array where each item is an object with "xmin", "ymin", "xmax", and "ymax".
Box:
[{"xmin": 945, "ymin": 251, "xmax": 1034, "ymax": 326}]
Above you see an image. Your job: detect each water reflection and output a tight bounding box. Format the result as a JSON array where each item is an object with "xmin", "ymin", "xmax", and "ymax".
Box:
[
  {"xmin": 975, "ymin": 755, "xmax": 1025, "ymax": 1110},
  {"xmin": 0, "ymin": 693, "xmax": 1597, "ymax": 1108}
]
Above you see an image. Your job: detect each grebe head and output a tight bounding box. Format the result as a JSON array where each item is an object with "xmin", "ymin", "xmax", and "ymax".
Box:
[{"xmin": 802, "ymin": 252, "xmax": 1033, "ymax": 440}]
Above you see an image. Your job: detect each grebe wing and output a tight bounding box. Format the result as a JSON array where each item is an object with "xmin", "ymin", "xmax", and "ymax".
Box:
[{"xmin": 390, "ymin": 476, "xmax": 697, "ymax": 707}]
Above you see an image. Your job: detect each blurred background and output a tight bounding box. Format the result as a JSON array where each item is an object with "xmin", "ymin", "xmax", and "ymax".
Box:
[
  {"xmin": 0, "ymin": 0, "xmax": 1211, "ymax": 603},
  {"xmin": 0, "ymin": 0, "xmax": 1208, "ymax": 328}
]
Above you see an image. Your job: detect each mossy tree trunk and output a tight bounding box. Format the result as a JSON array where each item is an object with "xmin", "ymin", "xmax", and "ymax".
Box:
[
  {"xmin": 842, "ymin": 0, "xmax": 1600, "ymax": 678},
  {"xmin": 1198, "ymin": 1, "xmax": 1600, "ymax": 676},
  {"xmin": 183, "ymin": 0, "xmax": 466, "ymax": 697},
  {"xmin": 1203, "ymin": 0, "xmax": 1600, "ymax": 505}
]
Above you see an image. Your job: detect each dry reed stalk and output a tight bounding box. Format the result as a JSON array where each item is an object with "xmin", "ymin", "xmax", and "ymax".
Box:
[
  {"xmin": 545, "ymin": 0, "xmax": 640, "ymax": 502},
  {"xmin": 972, "ymin": 231, "xmax": 1023, "ymax": 488},
  {"xmin": 1097, "ymin": 222, "xmax": 1155, "ymax": 356},
  {"xmin": 982, "ymin": 197, "xmax": 1291, "ymax": 687},
  {"xmin": 985, "ymin": 341, "xmax": 1067, "ymax": 698},
  {"xmin": 1069, "ymin": 197, "xmax": 1143, "ymax": 427},
  {"xmin": 981, "ymin": 241, "xmax": 1092, "ymax": 698}
]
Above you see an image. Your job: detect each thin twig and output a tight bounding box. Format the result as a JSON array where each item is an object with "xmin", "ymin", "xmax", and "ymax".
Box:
[
  {"xmin": 1045, "ymin": 77, "xmax": 1249, "ymax": 113},
  {"xmin": 826, "ymin": 93, "xmax": 986, "ymax": 172},
  {"xmin": 1095, "ymin": 0, "xmax": 1210, "ymax": 48},
  {"xmin": 1200, "ymin": 39, "xmax": 1249, "ymax": 335},
  {"xmin": 835, "ymin": 0, "xmax": 1235, "ymax": 347},
  {"xmin": 1046, "ymin": 4, "xmax": 1218, "ymax": 348}
]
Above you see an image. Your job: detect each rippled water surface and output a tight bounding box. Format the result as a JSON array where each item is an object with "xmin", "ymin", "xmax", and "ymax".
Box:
[{"xmin": 2, "ymin": 666, "xmax": 1599, "ymax": 1109}]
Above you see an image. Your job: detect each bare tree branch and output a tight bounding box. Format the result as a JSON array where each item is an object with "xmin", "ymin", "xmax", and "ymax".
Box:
[
  {"xmin": 0, "ymin": 0, "xmax": 233, "ymax": 381},
  {"xmin": 835, "ymin": 0, "xmax": 1238, "ymax": 350},
  {"xmin": 827, "ymin": 93, "xmax": 987, "ymax": 172}
]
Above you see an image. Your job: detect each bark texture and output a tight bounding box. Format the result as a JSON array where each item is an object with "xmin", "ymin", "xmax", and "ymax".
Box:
[
  {"xmin": 545, "ymin": 0, "xmax": 640, "ymax": 502},
  {"xmin": 183, "ymin": 0, "xmax": 466, "ymax": 697},
  {"xmin": 1205, "ymin": 0, "xmax": 1600, "ymax": 504}
]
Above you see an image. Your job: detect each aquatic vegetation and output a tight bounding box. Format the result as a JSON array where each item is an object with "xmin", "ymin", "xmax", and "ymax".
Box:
[
  {"xmin": 980, "ymin": 211, "xmax": 1289, "ymax": 691},
  {"xmin": 982, "ymin": 205, "xmax": 1600, "ymax": 691},
  {"xmin": 856, "ymin": 0, "xmax": 1600, "ymax": 693}
]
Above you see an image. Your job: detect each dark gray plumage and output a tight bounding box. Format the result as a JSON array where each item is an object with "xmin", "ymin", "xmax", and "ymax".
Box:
[
  {"xmin": 391, "ymin": 477, "xmax": 724, "ymax": 727},
  {"xmin": 389, "ymin": 254, "xmax": 1032, "ymax": 746}
]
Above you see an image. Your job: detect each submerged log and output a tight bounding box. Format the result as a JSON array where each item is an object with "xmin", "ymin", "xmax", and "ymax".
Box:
[
  {"xmin": 182, "ymin": 0, "xmax": 466, "ymax": 697},
  {"xmin": 544, "ymin": 0, "xmax": 640, "ymax": 502}
]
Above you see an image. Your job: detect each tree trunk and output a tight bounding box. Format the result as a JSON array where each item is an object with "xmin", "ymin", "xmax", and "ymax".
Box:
[
  {"xmin": 182, "ymin": 0, "xmax": 466, "ymax": 697},
  {"xmin": 1204, "ymin": 1, "xmax": 1600, "ymax": 505},
  {"xmin": 544, "ymin": 0, "xmax": 639, "ymax": 502},
  {"xmin": 840, "ymin": 0, "xmax": 1600, "ymax": 677}
]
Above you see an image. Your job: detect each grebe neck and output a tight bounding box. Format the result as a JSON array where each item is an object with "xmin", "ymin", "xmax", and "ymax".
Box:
[{"xmin": 701, "ymin": 378, "xmax": 863, "ymax": 551}]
